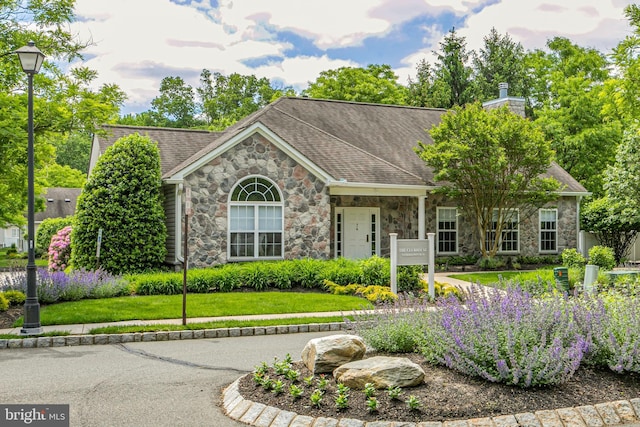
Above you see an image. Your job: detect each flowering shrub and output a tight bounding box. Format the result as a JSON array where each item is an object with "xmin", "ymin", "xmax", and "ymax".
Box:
[
  {"xmin": 353, "ymin": 286, "xmax": 608, "ymax": 387},
  {"xmin": 425, "ymin": 287, "xmax": 590, "ymax": 387},
  {"xmin": 589, "ymin": 293, "xmax": 640, "ymax": 373},
  {"xmin": 347, "ymin": 293, "xmax": 432, "ymax": 353},
  {"xmin": 0, "ymin": 268, "xmax": 129, "ymax": 304},
  {"xmin": 48, "ymin": 226, "xmax": 72, "ymax": 272}
]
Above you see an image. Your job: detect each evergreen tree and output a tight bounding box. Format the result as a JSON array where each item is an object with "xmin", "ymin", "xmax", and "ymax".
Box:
[{"xmin": 71, "ymin": 134, "xmax": 167, "ymax": 273}]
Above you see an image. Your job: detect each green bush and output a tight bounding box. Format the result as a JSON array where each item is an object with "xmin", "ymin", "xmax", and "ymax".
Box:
[
  {"xmin": 36, "ymin": 216, "xmax": 74, "ymax": 256},
  {"xmin": 588, "ymin": 246, "xmax": 616, "ymax": 271},
  {"xmin": 2, "ymin": 290, "xmax": 26, "ymax": 306},
  {"xmin": 478, "ymin": 257, "xmax": 506, "ymax": 270},
  {"xmin": 515, "ymin": 255, "xmax": 562, "ymax": 266},
  {"xmin": 128, "ymin": 256, "xmax": 419, "ymax": 296},
  {"xmin": 292, "ymin": 258, "xmax": 326, "ymax": 288},
  {"xmin": 324, "ymin": 258, "xmax": 361, "ymax": 285},
  {"xmin": 562, "ymin": 248, "xmax": 586, "ymax": 269},
  {"xmin": 0, "ymin": 293, "xmax": 9, "ymax": 312},
  {"xmin": 397, "ymin": 265, "xmax": 423, "ymax": 292},
  {"xmin": 133, "ymin": 272, "xmax": 182, "ymax": 295},
  {"xmin": 359, "ymin": 255, "xmax": 390, "ymax": 286},
  {"xmin": 71, "ymin": 134, "xmax": 167, "ymax": 274}
]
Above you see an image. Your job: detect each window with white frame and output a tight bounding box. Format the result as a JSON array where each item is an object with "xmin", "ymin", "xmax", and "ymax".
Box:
[
  {"xmin": 486, "ymin": 209, "xmax": 519, "ymax": 253},
  {"xmin": 229, "ymin": 176, "xmax": 283, "ymax": 260},
  {"xmin": 437, "ymin": 207, "xmax": 458, "ymax": 254},
  {"xmin": 539, "ymin": 209, "xmax": 558, "ymax": 253}
]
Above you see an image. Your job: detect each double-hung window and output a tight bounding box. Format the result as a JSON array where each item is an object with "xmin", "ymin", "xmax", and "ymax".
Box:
[
  {"xmin": 437, "ymin": 207, "xmax": 458, "ymax": 254},
  {"xmin": 486, "ymin": 209, "xmax": 519, "ymax": 253},
  {"xmin": 539, "ymin": 209, "xmax": 558, "ymax": 253},
  {"xmin": 229, "ymin": 176, "xmax": 283, "ymax": 260}
]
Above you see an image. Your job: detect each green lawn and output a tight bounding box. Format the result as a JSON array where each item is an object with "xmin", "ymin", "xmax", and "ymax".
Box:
[
  {"xmin": 452, "ymin": 268, "xmax": 555, "ymax": 286},
  {"xmin": 0, "ymin": 248, "xmax": 48, "ymax": 268},
  {"xmin": 12, "ymin": 292, "xmax": 372, "ymax": 327}
]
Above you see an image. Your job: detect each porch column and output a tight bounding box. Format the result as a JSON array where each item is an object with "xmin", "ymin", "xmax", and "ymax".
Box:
[{"xmin": 418, "ymin": 195, "xmax": 426, "ymax": 240}]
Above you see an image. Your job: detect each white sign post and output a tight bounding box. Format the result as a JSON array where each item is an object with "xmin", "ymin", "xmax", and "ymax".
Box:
[{"xmin": 390, "ymin": 232, "xmax": 435, "ymax": 298}]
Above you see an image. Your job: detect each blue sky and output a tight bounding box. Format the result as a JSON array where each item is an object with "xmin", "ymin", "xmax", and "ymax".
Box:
[{"xmin": 69, "ymin": 0, "xmax": 635, "ymax": 114}]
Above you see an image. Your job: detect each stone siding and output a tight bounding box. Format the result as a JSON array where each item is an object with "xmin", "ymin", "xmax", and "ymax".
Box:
[
  {"xmin": 184, "ymin": 133, "xmax": 331, "ymax": 267},
  {"xmin": 426, "ymin": 195, "xmax": 578, "ymax": 259}
]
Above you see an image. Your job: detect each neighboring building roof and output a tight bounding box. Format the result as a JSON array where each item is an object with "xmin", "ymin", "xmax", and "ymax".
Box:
[
  {"xmin": 94, "ymin": 125, "xmax": 222, "ymax": 176},
  {"xmin": 34, "ymin": 188, "xmax": 81, "ymax": 222},
  {"xmin": 93, "ymin": 97, "xmax": 589, "ymax": 194}
]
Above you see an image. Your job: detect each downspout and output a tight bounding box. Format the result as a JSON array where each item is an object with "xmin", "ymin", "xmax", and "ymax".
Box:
[
  {"xmin": 176, "ymin": 182, "xmax": 184, "ymax": 263},
  {"xmin": 576, "ymin": 195, "xmax": 583, "ymax": 255},
  {"xmin": 418, "ymin": 195, "xmax": 427, "ymax": 239}
]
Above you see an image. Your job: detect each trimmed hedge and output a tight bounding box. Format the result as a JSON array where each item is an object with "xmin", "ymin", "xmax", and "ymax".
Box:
[{"xmin": 131, "ymin": 257, "xmax": 423, "ymax": 296}]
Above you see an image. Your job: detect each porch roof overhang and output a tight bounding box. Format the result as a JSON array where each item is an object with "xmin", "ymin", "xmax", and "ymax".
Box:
[{"xmin": 328, "ymin": 181, "xmax": 435, "ymax": 197}]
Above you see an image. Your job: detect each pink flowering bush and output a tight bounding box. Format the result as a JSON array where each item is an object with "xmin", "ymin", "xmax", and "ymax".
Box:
[{"xmin": 48, "ymin": 226, "xmax": 72, "ymax": 272}]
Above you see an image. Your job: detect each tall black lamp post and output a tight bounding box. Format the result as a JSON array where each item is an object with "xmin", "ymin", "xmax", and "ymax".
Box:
[{"xmin": 14, "ymin": 42, "xmax": 45, "ymax": 335}]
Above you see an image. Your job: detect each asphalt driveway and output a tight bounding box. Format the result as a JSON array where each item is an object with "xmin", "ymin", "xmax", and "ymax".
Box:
[{"xmin": 0, "ymin": 331, "xmax": 337, "ymax": 426}]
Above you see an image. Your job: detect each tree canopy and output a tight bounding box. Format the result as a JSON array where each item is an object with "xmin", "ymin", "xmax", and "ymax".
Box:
[
  {"xmin": 0, "ymin": 0, "xmax": 125, "ymax": 226},
  {"xmin": 303, "ymin": 64, "xmax": 408, "ymax": 105},
  {"xmin": 416, "ymin": 103, "xmax": 560, "ymax": 258}
]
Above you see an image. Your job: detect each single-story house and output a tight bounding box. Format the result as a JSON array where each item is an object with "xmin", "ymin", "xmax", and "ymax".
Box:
[{"xmin": 90, "ymin": 94, "xmax": 589, "ymax": 269}]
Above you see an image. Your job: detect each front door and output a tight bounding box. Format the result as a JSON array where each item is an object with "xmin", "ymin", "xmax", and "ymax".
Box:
[{"xmin": 341, "ymin": 207, "xmax": 379, "ymax": 259}]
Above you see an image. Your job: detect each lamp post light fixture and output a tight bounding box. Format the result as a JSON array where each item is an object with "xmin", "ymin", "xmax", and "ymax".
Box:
[{"xmin": 14, "ymin": 41, "xmax": 45, "ymax": 335}]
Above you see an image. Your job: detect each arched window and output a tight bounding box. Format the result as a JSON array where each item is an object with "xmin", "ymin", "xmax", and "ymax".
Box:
[{"xmin": 228, "ymin": 176, "xmax": 283, "ymax": 260}]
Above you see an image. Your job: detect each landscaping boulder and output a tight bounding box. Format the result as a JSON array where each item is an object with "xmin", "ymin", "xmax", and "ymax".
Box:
[
  {"xmin": 333, "ymin": 356, "xmax": 425, "ymax": 389},
  {"xmin": 301, "ymin": 334, "xmax": 366, "ymax": 374}
]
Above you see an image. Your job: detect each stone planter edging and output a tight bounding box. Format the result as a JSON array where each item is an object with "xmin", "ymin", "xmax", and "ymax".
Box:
[
  {"xmin": 222, "ymin": 375, "xmax": 640, "ymax": 427},
  {"xmin": 0, "ymin": 322, "xmax": 348, "ymax": 350}
]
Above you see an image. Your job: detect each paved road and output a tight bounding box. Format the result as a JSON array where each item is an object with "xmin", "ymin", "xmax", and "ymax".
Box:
[{"xmin": 0, "ymin": 331, "xmax": 337, "ymax": 426}]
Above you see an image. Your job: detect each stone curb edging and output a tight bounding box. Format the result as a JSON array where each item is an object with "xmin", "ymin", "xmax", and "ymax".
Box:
[
  {"xmin": 0, "ymin": 322, "xmax": 349, "ymax": 350},
  {"xmin": 222, "ymin": 376, "xmax": 640, "ymax": 427}
]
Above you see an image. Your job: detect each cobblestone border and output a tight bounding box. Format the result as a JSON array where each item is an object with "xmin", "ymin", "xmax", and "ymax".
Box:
[
  {"xmin": 0, "ymin": 322, "xmax": 348, "ymax": 350},
  {"xmin": 222, "ymin": 377, "xmax": 640, "ymax": 427}
]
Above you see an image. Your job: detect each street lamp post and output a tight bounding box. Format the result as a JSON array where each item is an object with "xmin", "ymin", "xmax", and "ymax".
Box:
[{"xmin": 14, "ymin": 42, "xmax": 45, "ymax": 335}]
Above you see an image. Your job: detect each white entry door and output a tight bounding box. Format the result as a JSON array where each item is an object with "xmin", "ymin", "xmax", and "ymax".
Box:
[{"xmin": 342, "ymin": 207, "xmax": 379, "ymax": 259}]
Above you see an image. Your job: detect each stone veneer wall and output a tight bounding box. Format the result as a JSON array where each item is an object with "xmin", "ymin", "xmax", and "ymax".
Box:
[
  {"xmin": 184, "ymin": 133, "xmax": 331, "ymax": 267},
  {"xmin": 425, "ymin": 194, "xmax": 579, "ymax": 258},
  {"xmin": 330, "ymin": 195, "xmax": 420, "ymax": 257}
]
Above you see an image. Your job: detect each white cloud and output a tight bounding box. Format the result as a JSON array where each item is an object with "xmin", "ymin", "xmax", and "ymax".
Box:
[
  {"xmin": 68, "ymin": 0, "xmax": 636, "ymax": 113},
  {"xmin": 459, "ymin": 0, "xmax": 634, "ymax": 53}
]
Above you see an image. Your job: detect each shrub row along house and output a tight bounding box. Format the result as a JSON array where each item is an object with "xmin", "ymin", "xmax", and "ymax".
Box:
[{"xmin": 90, "ymin": 94, "xmax": 588, "ymax": 269}]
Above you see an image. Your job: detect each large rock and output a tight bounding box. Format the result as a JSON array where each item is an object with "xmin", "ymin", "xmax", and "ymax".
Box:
[
  {"xmin": 301, "ymin": 334, "xmax": 366, "ymax": 374},
  {"xmin": 333, "ymin": 356, "xmax": 425, "ymax": 389}
]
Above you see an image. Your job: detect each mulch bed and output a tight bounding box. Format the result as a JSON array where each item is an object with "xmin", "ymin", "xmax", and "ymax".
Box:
[{"xmin": 237, "ymin": 352, "xmax": 640, "ymax": 423}]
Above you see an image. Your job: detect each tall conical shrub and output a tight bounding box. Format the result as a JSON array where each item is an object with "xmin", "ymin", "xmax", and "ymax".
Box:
[{"xmin": 71, "ymin": 134, "xmax": 167, "ymax": 274}]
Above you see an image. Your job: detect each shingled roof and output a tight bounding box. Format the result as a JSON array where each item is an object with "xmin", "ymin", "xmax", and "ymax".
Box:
[
  {"xmin": 34, "ymin": 188, "xmax": 81, "ymax": 222},
  {"xmin": 96, "ymin": 125, "xmax": 222, "ymax": 176},
  {"xmin": 95, "ymin": 97, "xmax": 588, "ymax": 193}
]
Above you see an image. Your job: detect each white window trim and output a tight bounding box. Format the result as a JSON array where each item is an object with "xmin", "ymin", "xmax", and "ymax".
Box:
[
  {"xmin": 539, "ymin": 208, "xmax": 558, "ymax": 254},
  {"xmin": 487, "ymin": 209, "xmax": 520, "ymax": 254},
  {"xmin": 436, "ymin": 207, "xmax": 458, "ymax": 255},
  {"xmin": 227, "ymin": 175, "xmax": 284, "ymax": 261}
]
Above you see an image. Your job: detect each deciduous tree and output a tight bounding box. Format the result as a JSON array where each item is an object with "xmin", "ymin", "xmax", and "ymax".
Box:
[
  {"xmin": 303, "ymin": 64, "xmax": 408, "ymax": 105},
  {"xmin": 416, "ymin": 103, "xmax": 560, "ymax": 258},
  {"xmin": 581, "ymin": 197, "xmax": 639, "ymax": 265}
]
